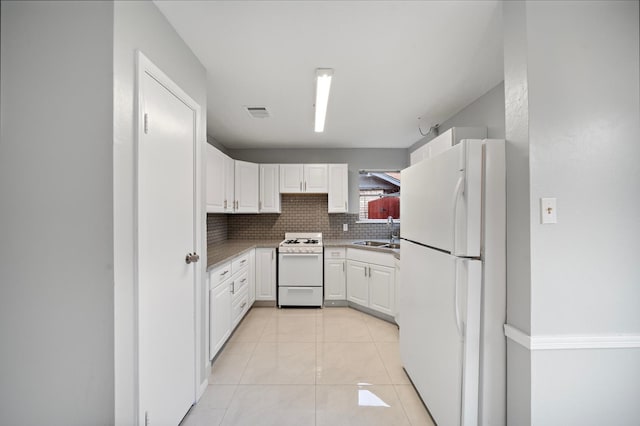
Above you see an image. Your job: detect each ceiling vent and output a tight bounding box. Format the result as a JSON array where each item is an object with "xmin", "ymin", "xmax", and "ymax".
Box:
[{"xmin": 244, "ymin": 106, "xmax": 270, "ymax": 119}]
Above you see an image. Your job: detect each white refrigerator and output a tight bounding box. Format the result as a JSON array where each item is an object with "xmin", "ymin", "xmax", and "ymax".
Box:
[{"xmin": 399, "ymin": 139, "xmax": 506, "ymax": 426}]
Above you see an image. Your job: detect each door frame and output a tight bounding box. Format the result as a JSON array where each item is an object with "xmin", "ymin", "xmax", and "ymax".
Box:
[{"xmin": 134, "ymin": 51, "xmax": 205, "ymax": 423}]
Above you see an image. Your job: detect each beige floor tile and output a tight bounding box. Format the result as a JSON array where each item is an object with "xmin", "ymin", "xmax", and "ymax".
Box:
[
  {"xmin": 318, "ymin": 306, "xmax": 368, "ymax": 320},
  {"xmin": 180, "ymin": 407, "xmax": 226, "ymax": 426},
  {"xmin": 196, "ymin": 384, "xmax": 237, "ymax": 409},
  {"xmin": 317, "ymin": 316, "xmax": 372, "ymax": 342},
  {"xmin": 316, "ymin": 384, "xmax": 410, "ymax": 426},
  {"xmin": 366, "ymin": 317, "xmax": 400, "ymax": 342},
  {"xmin": 260, "ymin": 315, "xmax": 317, "ymax": 342},
  {"xmin": 240, "ymin": 342, "xmax": 316, "ymax": 384},
  {"xmin": 274, "ymin": 306, "xmax": 321, "ymax": 317},
  {"xmin": 244, "ymin": 307, "xmax": 276, "ymax": 320},
  {"xmin": 375, "ymin": 342, "xmax": 411, "ymax": 384},
  {"xmin": 220, "ymin": 385, "xmax": 315, "ymax": 426},
  {"xmin": 229, "ymin": 316, "xmax": 269, "ymax": 342},
  {"xmin": 394, "ymin": 384, "xmax": 435, "ymax": 426},
  {"xmin": 316, "ymin": 342, "xmax": 391, "ymax": 385},
  {"xmin": 209, "ymin": 342, "xmax": 256, "ymax": 384}
]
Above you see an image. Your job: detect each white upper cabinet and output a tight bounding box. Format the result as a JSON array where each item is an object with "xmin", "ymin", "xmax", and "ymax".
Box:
[
  {"xmin": 328, "ymin": 163, "xmax": 348, "ymax": 213},
  {"xmin": 409, "ymin": 127, "xmax": 487, "ymax": 165},
  {"xmin": 279, "ymin": 164, "xmax": 304, "ymax": 193},
  {"xmin": 259, "ymin": 164, "xmax": 281, "ymax": 213},
  {"xmin": 234, "ymin": 160, "xmax": 259, "ymax": 213},
  {"xmin": 279, "ymin": 164, "xmax": 328, "ymax": 193},
  {"xmin": 206, "ymin": 145, "xmax": 236, "ymax": 213},
  {"xmin": 206, "ymin": 144, "xmax": 225, "ymax": 213},
  {"xmin": 223, "ymin": 155, "xmax": 235, "ymax": 212},
  {"xmin": 303, "ymin": 164, "xmax": 328, "ymax": 193}
]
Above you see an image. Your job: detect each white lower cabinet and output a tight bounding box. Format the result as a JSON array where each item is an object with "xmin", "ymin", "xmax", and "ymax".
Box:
[
  {"xmin": 324, "ymin": 248, "xmax": 346, "ymax": 301},
  {"xmin": 209, "ymin": 250, "xmax": 255, "ymax": 360},
  {"xmin": 255, "ymin": 248, "xmax": 276, "ymax": 301},
  {"xmin": 346, "ymin": 248, "xmax": 396, "ymax": 317}
]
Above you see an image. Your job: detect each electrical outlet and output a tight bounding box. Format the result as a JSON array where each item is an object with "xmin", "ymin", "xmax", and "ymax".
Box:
[{"xmin": 343, "ymin": 223, "xmax": 348, "ymax": 232}]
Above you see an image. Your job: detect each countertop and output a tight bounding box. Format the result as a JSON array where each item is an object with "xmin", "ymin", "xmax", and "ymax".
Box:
[{"xmin": 207, "ymin": 238, "xmax": 400, "ymax": 270}]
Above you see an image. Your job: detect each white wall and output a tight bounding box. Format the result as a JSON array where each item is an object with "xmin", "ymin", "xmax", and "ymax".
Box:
[
  {"xmin": 0, "ymin": 2, "xmax": 114, "ymax": 424},
  {"xmin": 227, "ymin": 148, "xmax": 408, "ymax": 214},
  {"xmin": 113, "ymin": 1, "xmax": 207, "ymax": 423},
  {"xmin": 504, "ymin": 1, "xmax": 640, "ymax": 424}
]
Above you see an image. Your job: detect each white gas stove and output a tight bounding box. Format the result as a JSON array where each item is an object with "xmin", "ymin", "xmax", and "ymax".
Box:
[
  {"xmin": 278, "ymin": 232, "xmax": 323, "ymax": 307},
  {"xmin": 279, "ymin": 232, "xmax": 324, "ymax": 253}
]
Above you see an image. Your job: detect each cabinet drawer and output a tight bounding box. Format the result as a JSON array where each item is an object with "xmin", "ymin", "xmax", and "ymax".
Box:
[
  {"xmin": 231, "ymin": 252, "xmax": 250, "ymax": 274},
  {"xmin": 347, "ymin": 248, "xmax": 395, "ymax": 268},
  {"xmin": 210, "ymin": 262, "xmax": 232, "ymax": 289},
  {"xmin": 324, "ymin": 247, "xmax": 346, "ymax": 259},
  {"xmin": 231, "ymin": 269, "xmax": 249, "ymax": 302},
  {"xmin": 231, "ymin": 287, "xmax": 249, "ymax": 329}
]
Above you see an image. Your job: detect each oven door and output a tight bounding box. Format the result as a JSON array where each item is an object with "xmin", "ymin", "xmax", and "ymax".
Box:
[{"xmin": 278, "ymin": 252, "xmax": 323, "ymax": 287}]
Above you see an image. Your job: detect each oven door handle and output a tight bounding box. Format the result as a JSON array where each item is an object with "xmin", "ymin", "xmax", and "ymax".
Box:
[{"xmin": 279, "ymin": 253, "xmax": 321, "ymax": 257}]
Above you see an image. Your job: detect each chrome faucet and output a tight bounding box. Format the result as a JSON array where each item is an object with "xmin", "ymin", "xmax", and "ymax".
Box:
[{"xmin": 387, "ymin": 216, "xmax": 398, "ymax": 244}]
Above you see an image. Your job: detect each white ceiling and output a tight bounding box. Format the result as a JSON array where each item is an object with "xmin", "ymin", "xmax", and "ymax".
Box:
[{"xmin": 154, "ymin": 1, "xmax": 504, "ymax": 149}]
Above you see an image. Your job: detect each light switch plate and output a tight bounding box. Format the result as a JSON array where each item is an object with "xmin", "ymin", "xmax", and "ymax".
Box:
[
  {"xmin": 541, "ymin": 198, "xmax": 557, "ymax": 224},
  {"xmin": 343, "ymin": 223, "xmax": 348, "ymax": 231}
]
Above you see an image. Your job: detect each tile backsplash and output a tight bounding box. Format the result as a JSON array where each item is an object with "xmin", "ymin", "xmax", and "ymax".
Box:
[{"xmin": 207, "ymin": 194, "xmax": 398, "ymax": 245}]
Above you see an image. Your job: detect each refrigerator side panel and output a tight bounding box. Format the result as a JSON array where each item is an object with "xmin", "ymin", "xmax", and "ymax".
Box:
[
  {"xmin": 460, "ymin": 259, "xmax": 482, "ymax": 426},
  {"xmin": 479, "ymin": 140, "xmax": 507, "ymax": 426},
  {"xmin": 400, "ymin": 241, "xmax": 464, "ymax": 426}
]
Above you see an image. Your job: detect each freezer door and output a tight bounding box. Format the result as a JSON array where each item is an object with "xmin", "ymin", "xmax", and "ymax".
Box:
[
  {"xmin": 401, "ymin": 140, "xmax": 482, "ymax": 256},
  {"xmin": 399, "ymin": 241, "xmax": 481, "ymax": 426}
]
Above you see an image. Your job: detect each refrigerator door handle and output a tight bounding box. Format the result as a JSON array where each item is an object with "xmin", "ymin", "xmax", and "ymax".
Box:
[
  {"xmin": 454, "ymin": 259, "xmax": 464, "ymax": 339},
  {"xmin": 451, "ymin": 174, "xmax": 465, "ymax": 255}
]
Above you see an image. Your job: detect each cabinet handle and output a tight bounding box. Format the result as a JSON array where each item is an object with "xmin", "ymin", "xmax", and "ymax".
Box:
[
  {"xmin": 241, "ymin": 278, "xmax": 247, "ymax": 283},
  {"xmin": 224, "ymin": 200, "xmax": 227, "ymax": 209},
  {"xmin": 342, "ymin": 262, "xmax": 345, "ymax": 272},
  {"xmin": 230, "ymin": 282, "xmax": 235, "ymax": 294},
  {"xmin": 364, "ymin": 267, "xmax": 367, "ymax": 277},
  {"xmin": 272, "ymin": 250, "xmax": 274, "ymax": 260},
  {"xmin": 241, "ymin": 302, "xmax": 247, "ymax": 309},
  {"xmin": 345, "ymin": 201, "xmax": 347, "ymax": 210},
  {"xmin": 220, "ymin": 270, "xmax": 229, "ymax": 277},
  {"xmin": 304, "ymin": 181, "xmax": 307, "ymax": 191},
  {"xmin": 240, "ymin": 259, "xmax": 247, "ymax": 265},
  {"xmin": 299, "ymin": 181, "xmax": 302, "ymax": 191}
]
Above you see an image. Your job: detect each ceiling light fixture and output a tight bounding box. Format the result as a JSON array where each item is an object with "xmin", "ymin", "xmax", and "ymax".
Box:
[{"xmin": 314, "ymin": 68, "xmax": 333, "ymax": 132}]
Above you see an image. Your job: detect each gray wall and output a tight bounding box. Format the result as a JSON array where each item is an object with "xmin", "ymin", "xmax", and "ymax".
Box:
[
  {"xmin": 409, "ymin": 81, "xmax": 505, "ymax": 153},
  {"xmin": 504, "ymin": 1, "xmax": 640, "ymax": 424},
  {"xmin": 227, "ymin": 148, "xmax": 408, "ymax": 214},
  {"xmin": 0, "ymin": 2, "xmax": 115, "ymax": 425},
  {"xmin": 113, "ymin": 1, "xmax": 208, "ymax": 423}
]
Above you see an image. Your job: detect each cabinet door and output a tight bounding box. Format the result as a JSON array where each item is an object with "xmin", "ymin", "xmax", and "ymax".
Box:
[
  {"xmin": 324, "ymin": 259, "xmax": 346, "ymax": 300},
  {"xmin": 206, "ymin": 145, "xmax": 226, "ymax": 213},
  {"xmin": 346, "ymin": 260, "xmax": 368, "ymax": 306},
  {"xmin": 279, "ymin": 164, "xmax": 303, "ymax": 193},
  {"xmin": 248, "ymin": 249, "xmax": 256, "ymax": 305},
  {"xmin": 209, "ymin": 281, "xmax": 231, "ymax": 360},
  {"xmin": 369, "ymin": 264, "xmax": 395, "ymax": 316},
  {"xmin": 223, "ymin": 154, "xmax": 235, "ymax": 212},
  {"xmin": 234, "ymin": 160, "xmax": 259, "ymax": 213},
  {"xmin": 304, "ymin": 164, "xmax": 328, "ymax": 193},
  {"xmin": 255, "ymin": 248, "xmax": 276, "ymax": 301},
  {"xmin": 259, "ymin": 164, "xmax": 281, "ymax": 213},
  {"xmin": 328, "ymin": 163, "xmax": 348, "ymax": 213}
]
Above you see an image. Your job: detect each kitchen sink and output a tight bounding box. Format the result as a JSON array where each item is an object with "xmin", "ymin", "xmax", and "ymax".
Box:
[
  {"xmin": 353, "ymin": 240, "xmax": 388, "ymax": 247},
  {"xmin": 383, "ymin": 243, "xmax": 401, "ymax": 249}
]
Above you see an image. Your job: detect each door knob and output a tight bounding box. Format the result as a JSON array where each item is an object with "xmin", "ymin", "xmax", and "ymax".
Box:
[{"xmin": 185, "ymin": 252, "xmax": 200, "ymax": 264}]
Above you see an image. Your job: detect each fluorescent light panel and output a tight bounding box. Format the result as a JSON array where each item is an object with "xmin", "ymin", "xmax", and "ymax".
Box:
[{"xmin": 315, "ymin": 68, "xmax": 333, "ymax": 132}]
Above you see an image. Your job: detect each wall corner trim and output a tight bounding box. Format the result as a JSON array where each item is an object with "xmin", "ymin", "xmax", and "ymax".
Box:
[{"xmin": 504, "ymin": 324, "xmax": 640, "ymax": 351}]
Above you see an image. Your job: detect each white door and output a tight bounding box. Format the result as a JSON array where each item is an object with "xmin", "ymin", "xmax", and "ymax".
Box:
[
  {"xmin": 259, "ymin": 164, "xmax": 280, "ymax": 213},
  {"xmin": 369, "ymin": 264, "xmax": 395, "ymax": 316},
  {"xmin": 401, "ymin": 140, "xmax": 482, "ymax": 256},
  {"xmin": 304, "ymin": 164, "xmax": 328, "ymax": 193},
  {"xmin": 399, "ymin": 240, "xmax": 481, "ymax": 426},
  {"xmin": 138, "ymin": 67, "xmax": 196, "ymax": 425},
  {"xmin": 234, "ymin": 160, "xmax": 259, "ymax": 213},
  {"xmin": 324, "ymin": 259, "xmax": 346, "ymax": 300},
  {"xmin": 255, "ymin": 248, "xmax": 276, "ymax": 301},
  {"xmin": 346, "ymin": 260, "xmax": 368, "ymax": 306},
  {"xmin": 206, "ymin": 144, "xmax": 225, "ymax": 213},
  {"xmin": 328, "ymin": 164, "xmax": 348, "ymax": 213},
  {"xmin": 279, "ymin": 164, "xmax": 303, "ymax": 193}
]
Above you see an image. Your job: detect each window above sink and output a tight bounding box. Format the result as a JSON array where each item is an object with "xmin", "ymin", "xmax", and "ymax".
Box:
[{"xmin": 357, "ymin": 169, "xmax": 400, "ymax": 223}]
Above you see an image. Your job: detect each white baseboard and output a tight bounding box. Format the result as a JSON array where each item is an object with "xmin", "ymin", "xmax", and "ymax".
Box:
[
  {"xmin": 504, "ymin": 324, "xmax": 640, "ymax": 350},
  {"xmin": 196, "ymin": 378, "xmax": 208, "ymax": 401}
]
